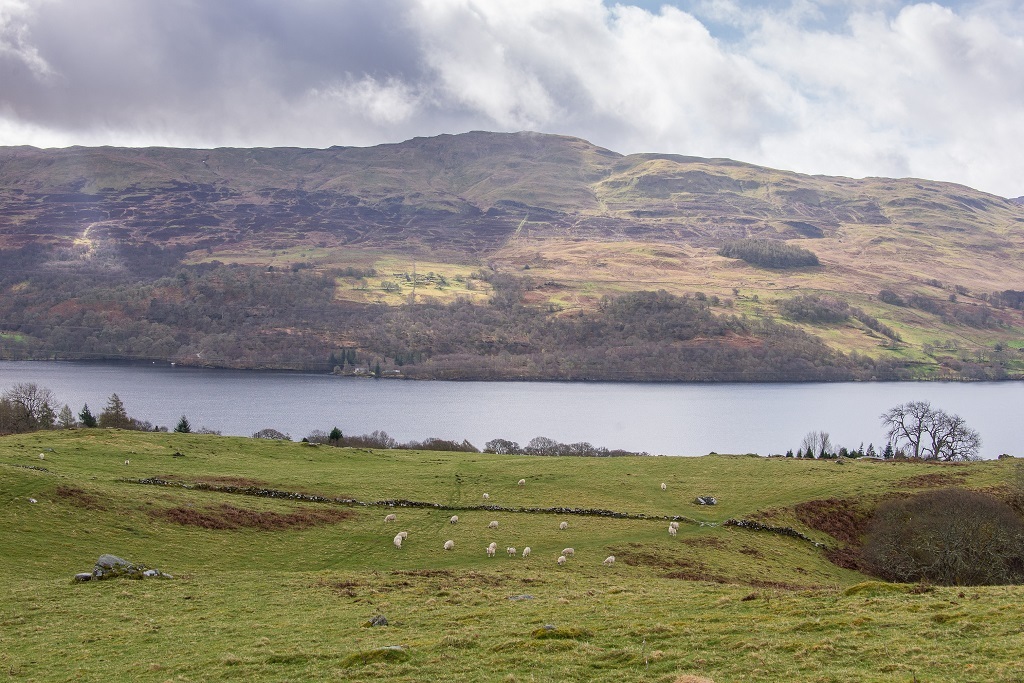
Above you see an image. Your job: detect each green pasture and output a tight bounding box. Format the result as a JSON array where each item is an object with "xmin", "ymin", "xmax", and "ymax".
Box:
[{"xmin": 1, "ymin": 431, "xmax": 1022, "ymax": 682}]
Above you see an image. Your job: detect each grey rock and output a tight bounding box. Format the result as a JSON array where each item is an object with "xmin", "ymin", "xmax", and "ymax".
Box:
[
  {"xmin": 369, "ymin": 614, "xmax": 388, "ymax": 627},
  {"xmin": 96, "ymin": 554, "xmax": 133, "ymax": 570},
  {"xmin": 73, "ymin": 572, "xmax": 92, "ymax": 582},
  {"xmin": 143, "ymin": 569, "xmax": 159, "ymax": 577},
  {"xmin": 694, "ymin": 496, "xmax": 717, "ymax": 506},
  {"xmin": 508, "ymin": 594, "xmax": 535, "ymax": 601}
]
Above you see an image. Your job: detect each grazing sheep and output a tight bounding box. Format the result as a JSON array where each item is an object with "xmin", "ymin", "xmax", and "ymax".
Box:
[
  {"xmin": 661, "ymin": 482, "xmax": 667, "ymax": 491},
  {"xmin": 522, "ymin": 547, "xmax": 531, "ymax": 558},
  {"xmin": 488, "ymin": 520, "xmax": 499, "ymax": 529},
  {"xmin": 488, "ymin": 542, "xmax": 498, "ymax": 551},
  {"xmin": 444, "ymin": 540, "xmax": 455, "ymax": 551},
  {"xmin": 393, "ymin": 535, "xmax": 403, "ymax": 549},
  {"xmin": 562, "ymin": 548, "xmax": 575, "ymax": 557},
  {"xmin": 38, "ymin": 453, "xmax": 45, "ymax": 460},
  {"xmin": 507, "ymin": 547, "xmax": 517, "ymax": 557},
  {"xmin": 482, "ymin": 493, "xmax": 490, "ymax": 500},
  {"xmin": 669, "ymin": 526, "xmax": 678, "ymax": 536},
  {"xmin": 450, "ymin": 515, "xmax": 459, "ymax": 524},
  {"xmin": 669, "ymin": 521, "xmax": 680, "ymax": 530},
  {"xmin": 124, "ymin": 459, "xmax": 130, "ymax": 465},
  {"xmin": 559, "ymin": 521, "xmax": 569, "ymax": 530},
  {"xmin": 486, "ymin": 545, "xmax": 496, "ymax": 557},
  {"xmin": 603, "ymin": 555, "xmax": 615, "ymax": 566},
  {"xmin": 557, "ymin": 555, "xmax": 566, "ymax": 565},
  {"xmin": 398, "ymin": 531, "xmax": 409, "ymax": 539},
  {"xmin": 518, "ymin": 479, "xmax": 526, "ymax": 486},
  {"xmin": 384, "ymin": 513, "xmax": 397, "ymax": 523}
]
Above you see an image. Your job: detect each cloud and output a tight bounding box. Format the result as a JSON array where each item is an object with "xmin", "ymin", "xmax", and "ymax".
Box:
[{"xmin": 0, "ymin": 0, "xmax": 1021, "ymax": 196}]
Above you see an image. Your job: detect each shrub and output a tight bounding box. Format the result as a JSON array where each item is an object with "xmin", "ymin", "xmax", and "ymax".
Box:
[{"xmin": 862, "ymin": 488, "xmax": 1024, "ymax": 585}]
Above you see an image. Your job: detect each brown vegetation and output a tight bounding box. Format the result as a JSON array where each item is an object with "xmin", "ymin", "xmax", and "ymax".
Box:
[
  {"xmin": 54, "ymin": 485, "xmax": 107, "ymax": 510},
  {"xmin": 150, "ymin": 504, "xmax": 351, "ymax": 530}
]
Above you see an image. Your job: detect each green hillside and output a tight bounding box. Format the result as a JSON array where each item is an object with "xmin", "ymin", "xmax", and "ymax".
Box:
[
  {"xmin": 2, "ymin": 430, "xmax": 1023, "ymax": 681},
  {"xmin": 1, "ymin": 132, "xmax": 1023, "ymax": 378}
]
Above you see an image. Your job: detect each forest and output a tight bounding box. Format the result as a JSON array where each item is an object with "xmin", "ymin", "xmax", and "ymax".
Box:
[{"xmin": 0, "ymin": 243, "xmax": 993, "ymax": 382}]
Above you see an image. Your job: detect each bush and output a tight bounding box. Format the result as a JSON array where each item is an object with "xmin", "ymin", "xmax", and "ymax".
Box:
[{"xmin": 862, "ymin": 488, "xmax": 1024, "ymax": 585}]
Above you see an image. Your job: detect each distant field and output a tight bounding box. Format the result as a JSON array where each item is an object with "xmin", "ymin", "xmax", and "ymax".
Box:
[{"xmin": 2, "ymin": 430, "xmax": 1022, "ymax": 682}]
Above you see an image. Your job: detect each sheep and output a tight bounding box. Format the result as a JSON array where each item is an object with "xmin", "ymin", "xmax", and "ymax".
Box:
[
  {"xmin": 486, "ymin": 545, "xmax": 496, "ymax": 557},
  {"xmin": 398, "ymin": 531, "xmax": 409, "ymax": 539},
  {"xmin": 661, "ymin": 482, "xmax": 667, "ymax": 491},
  {"xmin": 518, "ymin": 479, "xmax": 526, "ymax": 486},
  {"xmin": 559, "ymin": 521, "xmax": 568, "ymax": 530},
  {"xmin": 393, "ymin": 534, "xmax": 403, "ymax": 549},
  {"xmin": 669, "ymin": 521, "xmax": 680, "ymax": 530},
  {"xmin": 482, "ymin": 493, "xmax": 490, "ymax": 500},
  {"xmin": 561, "ymin": 548, "xmax": 575, "ymax": 557},
  {"xmin": 38, "ymin": 453, "xmax": 45, "ymax": 460},
  {"xmin": 668, "ymin": 526, "xmax": 678, "ymax": 536},
  {"xmin": 124, "ymin": 459, "xmax": 130, "ymax": 465},
  {"xmin": 507, "ymin": 546, "xmax": 517, "ymax": 557},
  {"xmin": 450, "ymin": 515, "xmax": 459, "ymax": 524},
  {"xmin": 28, "ymin": 498, "xmax": 37, "ymax": 504},
  {"xmin": 557, "ymin": 555, "xmax": 566, "ymax": 565},
  {"xmin": 488, "ymin": 520, "xmax": 499, "ymax": 529},
  {"xmin": 488, "ymin": 542, "xmax": 498, "ymax": 551},
  {"xmin": 603, "ymin": 555, "xmax": 615, "ymax": 566},
  {"xmin": 522, "ymin": 547, "xmax": 531, "ymax": 558},
  {"xmin": 384, "ymin": 513, "xmax": 397, "ymax": 523},
  {"xmin": 444, "ymin": 540, "xmax": 455, "ymax": 551}
]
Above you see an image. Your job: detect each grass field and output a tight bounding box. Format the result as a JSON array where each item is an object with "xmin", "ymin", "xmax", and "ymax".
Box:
[{"xmin": 2, "ymin": 430, "xmax": 1022, "ymax": 682}]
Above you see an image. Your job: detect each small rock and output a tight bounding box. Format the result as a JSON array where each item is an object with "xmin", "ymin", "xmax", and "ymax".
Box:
[
  {"xmin": 694, "ymin": 496, "xmax": 717, "ymax": 506},
  {"xmin": 143, "ymin": 569, "xmax": 159, "ymax": 577},
  {"xmin": 369, "ymin": 614, "xmax": 388, "ymax": 627},
  {"xmin": 543, "ymin": 624, "xmax": 556, "ymax": 630},
  {"xmin": 508, "ymin": 594, "xmax": 535, "ymax": 601},
  {"xmin": 73, "ymin": 573, "xmax": 92, "ymax": 582},
  {"xmin": 28, "ymin": 498, "xmax": 37, "ymax": 504}
]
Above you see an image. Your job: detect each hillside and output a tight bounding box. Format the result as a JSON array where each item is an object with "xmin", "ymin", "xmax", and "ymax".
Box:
[
  {"xmin": 2, "ymin": 430, "xmax": 1023, "ymax": 681},
  {"xmin": 1, "ymin": 132, "xmax": 1023, "ymax": 378}
]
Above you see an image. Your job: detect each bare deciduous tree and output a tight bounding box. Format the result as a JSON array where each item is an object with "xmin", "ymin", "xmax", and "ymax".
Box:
[{"xmin": 881, "ymin": 401, "xmax": 980, "ymax": 461}]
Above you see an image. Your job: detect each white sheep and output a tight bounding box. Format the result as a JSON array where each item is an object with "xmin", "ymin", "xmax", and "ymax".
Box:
[
  {"xmin": 38, "ymin": 453, "xmax": 45, "ymax": 460},
  {"xmin": 398, "ymin": 531, "xmax": 409, "ymax": 539},
  {"xmin": 507, "ymin": 546, "xmax": 517, "ymax": 557},
  {"xmin": 124, "ymin": 459, "xmax": 130, "ymax": 465},
  {"xmin": 661, "ymin": 482, "xmax": 667, "ymax": 491},
  {"xmin": 522, "ymin": 547, "xmax": 531, "ymax": 558},
  {"xmin": 562, "ymin": 548, "xmax": 575, "ymax": 557},
  {"xmin": 488, "ymin": 520, "xmax": 499, "ymax": 529},
  {"xmin": 488, "ymin": 542, "xmax": 498, "ymax": 551},
  {"xmin": 559, "ymin": 521, "xmax": 568, "ymax": 530},
  {"xmin": 450, "ymin": 515, "xmax": 459, "ymax": 524},
  {"xmin": 669, "ymin": 521, "xmax": 680, "ymax": 530},
  {"xmin": 384, "ymin": 513, "xmax": 397, "ymax": 523},
  {"xmin": 557, "ymin": 555, "xmax": 566, "ymax": 565},
  {"xmin": 482, "ymin": 493, "xmax": 490, "ymax": 500},
  {"xmin": 603, "ymin": 555, "xmax": 615, "ymax": 566},
  {"xmin": 444, "ymin": 540, "xmax": 455, "ymax": 551},
  {"xmin": 28, "ymin": 498, "xmax": 37, "ymax": 504},
  {"xmin": 393, "ymin": 534, "xmax": 403, "ymax": 548},
  {"xmin": 668, "ymin": 526, "xmax": 678, "ymax": 536},
  {"xmin": 518, "ymin": 479, "xmax": 526, "ymax": 486},
  {"xmin": 486, "ymin": 545, "xmax": 496, "ymax": 557}
]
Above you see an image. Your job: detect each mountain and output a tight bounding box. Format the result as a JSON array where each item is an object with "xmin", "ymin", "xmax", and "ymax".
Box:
[{"xmin": 1, "ymin": 131, "xmax": 1022, "ymax": 379}]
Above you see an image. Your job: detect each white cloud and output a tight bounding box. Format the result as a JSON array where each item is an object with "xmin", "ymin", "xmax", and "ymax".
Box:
[{"xmin": 0, "ymin": 0, "xmax": 1021, "ymax": 196}]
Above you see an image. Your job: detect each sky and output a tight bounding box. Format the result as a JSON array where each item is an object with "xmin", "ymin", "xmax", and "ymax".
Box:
[{"xmin": 0, "ymin": 0, "xmax": 1022, "ymax": 197}]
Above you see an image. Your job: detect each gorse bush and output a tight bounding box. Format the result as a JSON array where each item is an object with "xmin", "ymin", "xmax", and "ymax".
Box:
[{"xmin": 862, "ymin": 488, "xmax": 1024, "ymax": 586}]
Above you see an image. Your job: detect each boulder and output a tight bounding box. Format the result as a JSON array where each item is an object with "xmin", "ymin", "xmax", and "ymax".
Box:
[
  {"xmin": 369, "ymin": 614, "xmax": 388, "ymax": 627},
  {"xmin": 694, "ymin": 496, "xmax": 717, "ymax": 506}
]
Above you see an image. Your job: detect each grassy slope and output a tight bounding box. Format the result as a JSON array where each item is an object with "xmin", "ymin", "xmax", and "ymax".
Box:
[{"xmin": 2, "ymin": 430, "xmax": 1022, "ymax": 682}]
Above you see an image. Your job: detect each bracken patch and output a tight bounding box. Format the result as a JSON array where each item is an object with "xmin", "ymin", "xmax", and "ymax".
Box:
[
  {"xmin": 150, "ymin": 504, "xmax": 351, "ymax": 530},
  {"xmin": 54, "ymin": 485, "xmax": 107, "ymax": 510}
]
